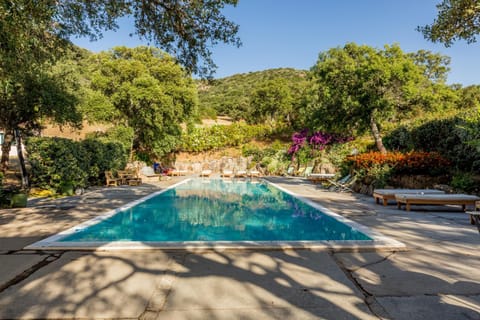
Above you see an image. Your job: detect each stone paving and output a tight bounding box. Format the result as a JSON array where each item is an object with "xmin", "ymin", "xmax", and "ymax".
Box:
[{"xmin": 0, "ymin": 176, "xmax": 479, "ymax": 319}]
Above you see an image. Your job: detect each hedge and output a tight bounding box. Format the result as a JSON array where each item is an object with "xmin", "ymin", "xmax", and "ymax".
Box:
[
  {"xmin": 26, "ymin": 137, "xmax": 127, "ymax": 192},
  {"xmin": 384, "ymin": 116, "xmax": 480, "ymax": 172}
]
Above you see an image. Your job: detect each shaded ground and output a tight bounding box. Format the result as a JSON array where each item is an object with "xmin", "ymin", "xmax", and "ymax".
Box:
[{"xmin": 0, "ymin": 176, "xmax": 479, "ymax": 319}]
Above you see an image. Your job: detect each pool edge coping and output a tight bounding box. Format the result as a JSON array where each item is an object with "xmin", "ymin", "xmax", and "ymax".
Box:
[{"xmin": 25, "ymin": 178, "xmax": 406, "ymax": 252}]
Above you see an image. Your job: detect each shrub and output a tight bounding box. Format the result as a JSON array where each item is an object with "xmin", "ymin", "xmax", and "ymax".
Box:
[
  {"xmin": 81, "ymin": 139, "xmax": 127, "ymax": 185},
  {"xmin": 180, "ymin": 123, "xmax": 270, "ymax": 152},
  {"xmin": 384, "ymin": 116, "xmax": 480, "ymax": 171},
  {"xmin": 27, "ymin": 137, "xmax": 89, "ymax": 192},
  {"xmin": 26, "ymin": 137, "xmax": 127, "ymax": 193},
  {"xmin": 451, "ymin": 172, "xmax": 477, "ymax": 193},
  {"xmin": 347, "ymin": 151, "xmax": 450, "ymax": 176},
  {"xmin": 242, "ymin": 142, "xmax": 290, "ymax": 174}
]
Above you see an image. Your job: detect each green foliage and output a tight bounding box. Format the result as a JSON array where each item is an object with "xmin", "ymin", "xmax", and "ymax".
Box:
[
  {"xmin": 242, "ymin": 142, "xmax": 290, "ymax": 175},
  {"xmin": 10, "ymin": 193, "xmax": 28, "ymax": 208},
  {"xmin": 180, "ymin": 123, "xmax": 270, "ymax": 152},
  {"xmin": 91, "ymin": 46, "xmax": 198, "ymax": 159},
  {"xmin": 307, "ymin": 43, "xmax": 456, "ymax": 152},
  {"xmin": 384, "ymin": 115, "xmax": 480, "ymax": 171},
  {"xmin": 356, "ymin": 164, "xmax": 393, "ymax": 189},
  {"xmin": 451, "ymin": 172, "xmax": 477, "ymax": 192},
  {"xmin": 80, "ymin": 139, "xmax": 128, "ymax": 185},
  {"xmin": 86, "ymin": 126, "xmax": 134, "ymax": 156},
  {"xmin": 197, "ymin": 68, "xmax": 308, "ymax": 122},
  {"xmin": 249, "ymin": 78, "xmax": 293, "ymax": 125},
  {"xmin": 26, "ymin": 137, "xmax": 89, "ymax": 192},
  {"xmin": 26, "ymin": 137, "xmax": 127, "ymax": 193},
  {"xmin": 1, "ymin": 0, "xmax": 240, "ymax": 77},
  {"xmin": 419, "ymin": 0, "xmax": 480, "ymax": 46}
]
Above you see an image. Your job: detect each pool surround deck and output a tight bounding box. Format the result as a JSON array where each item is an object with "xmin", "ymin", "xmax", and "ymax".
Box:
[{"xmin": 1, "ymin": 176, "xmax": 479, "ymax": 319}]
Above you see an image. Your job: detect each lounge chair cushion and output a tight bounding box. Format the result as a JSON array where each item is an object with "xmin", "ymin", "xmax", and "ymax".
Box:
[{"xmin": 374, "ymin": 189, "xmax": 445, "ymax": 196}]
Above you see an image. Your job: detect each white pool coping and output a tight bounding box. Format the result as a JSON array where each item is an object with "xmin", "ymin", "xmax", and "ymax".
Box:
[{"xmin": 25, "ymin": 178, "xmax": 406, "ymax": 252}]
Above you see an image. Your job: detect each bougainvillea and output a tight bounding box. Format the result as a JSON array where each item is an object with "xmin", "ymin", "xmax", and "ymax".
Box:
[{"xmin": 288, "ymin": 129, "xmax": 354, "ymax": 157}]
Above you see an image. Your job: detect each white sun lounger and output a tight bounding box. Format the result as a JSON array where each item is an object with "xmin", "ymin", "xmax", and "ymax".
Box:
[
  {"xmin": 220, "ymin": 169, "xmax": 234, "ymax": 178},
  {"xmin": 395, "ymin": 193, "xmax": 480, "ymax": 212},
  {"xmin": 373, "ymin": 189, "xmax": 445, "ymax": 206},
  {"xmin": 307, "ymin": 173, "xmax": 335, "ymax": 184},
  {"xmin": 235, "ymin": 170, "xmax": 247, "ymax": 178},
  {"xmin": 200, "ymin": 169, "xmax": 212, "ymax": 177},
  {"xmin": 249, "ymin": 169, "xmax": 261, "ymax": 178}
]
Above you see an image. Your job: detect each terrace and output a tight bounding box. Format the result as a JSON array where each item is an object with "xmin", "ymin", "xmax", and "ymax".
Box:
[{"xmin": 0, "ymin": 176, "xmax": 478, "ymax": 319}]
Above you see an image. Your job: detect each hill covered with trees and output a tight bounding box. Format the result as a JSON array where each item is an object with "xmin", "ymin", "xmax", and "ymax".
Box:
[{"xmin": 197, "ymin": 68, "xmax": 308, "ymax": 124}]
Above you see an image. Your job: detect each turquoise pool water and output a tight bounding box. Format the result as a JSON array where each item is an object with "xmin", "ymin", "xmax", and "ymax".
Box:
[{"xmin": 61, "ymin": 179, "xmax": 371, "ymax": 242}]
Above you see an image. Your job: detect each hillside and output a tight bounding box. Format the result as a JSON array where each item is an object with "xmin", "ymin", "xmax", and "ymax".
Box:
[{"xmin": 197, "ymin": 68, "xmax": 308, "ymax": 120}]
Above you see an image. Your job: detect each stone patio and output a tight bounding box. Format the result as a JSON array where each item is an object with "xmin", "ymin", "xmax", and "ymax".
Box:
[{"xmin": 0, "ymin": 176, "xmax": 479, "ymax": 319}]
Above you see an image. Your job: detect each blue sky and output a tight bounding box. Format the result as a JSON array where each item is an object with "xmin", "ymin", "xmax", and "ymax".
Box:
[{"xmin": 71, "ymin": 0, "xmax": 480, "ymax": 85}]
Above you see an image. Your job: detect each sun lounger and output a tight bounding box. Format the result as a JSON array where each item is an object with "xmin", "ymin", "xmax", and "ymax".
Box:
[
  {"xmin": 307, "ymin": 173, "xmax": 335, "ymax": 184},
  {"xmin": 327, "ymin": 174, "xmax": 355, "ymax": 192},
  {"xmin": 221, "ymin": 169, "xmax": 234, "ymax": 178},
  {"xmin": 465, "ymin": 201, "xmax": 480, "ymax": 229},
  {"xmin": 249, "ymin": 169, "xmax": 261, "ymax": 178},
  {"xmin": 140, "ymin": 166, "xmax": 162, "ymax": 182},
  {"xmin": 235, "ymin": 170, "xmax": 247, "ymax": 178},
  {"xmin": 169, "ymin": 168, "xmax": 188, "ymax": 176},
  {"xmin": 374, "ymin": 189, "xmax": 445, "ymax": 206},
  {"xmin": 395, "ymin": 194, "xmax": 480, "ymax": 212},
  {"xmin": 200, "ymin": 169, "xmax": 212, "ymax": 177}
]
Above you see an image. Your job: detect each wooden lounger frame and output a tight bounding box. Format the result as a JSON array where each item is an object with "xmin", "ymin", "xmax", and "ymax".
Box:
[
  {"xmin": 396, "ymin": 196, "xmax": 478, "ymax": 212},
  {"xmin": 373, "ymin": 190, "xmax": 445, "ymax": 206},
  {"xmin": 373, "ymin": 192, "xmax": 396, "ymax": 206}
]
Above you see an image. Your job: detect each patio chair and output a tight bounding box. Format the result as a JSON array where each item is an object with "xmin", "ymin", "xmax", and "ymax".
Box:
[
  {"xmin": 285, "ymin": 166, "xmax": 295, "ymax": 176},
  {"xmin": 327, "ymin": 174, "xmax": 356, "ymax": 192},
  {"xmin": 303, "ymin": 166, "xmax": 313, "ymax": 177},
  {"xmin": 105, "ymin": 171, "xmax": 121, "ymax": 187}
]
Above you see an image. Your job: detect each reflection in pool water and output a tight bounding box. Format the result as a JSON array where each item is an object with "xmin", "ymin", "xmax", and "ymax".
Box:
[{"xmin": 61, "ymin": 179, "xmax": 371, "ymax": 242}]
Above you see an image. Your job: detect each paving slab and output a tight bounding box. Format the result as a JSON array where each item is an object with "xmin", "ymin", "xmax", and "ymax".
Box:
[
  {"xmin": 0, "ymin": 251, "xmax": 177, "ymax": 319},
  {"xmin": 156, "ymin": 305, "xmax": 373, "ymax": 320},
  {"xmin": 376, "ymin": 294, "xmax": 480, "ymax": 320},
  {"xmin": 0, "ymin": 254, "xmax": 47, "ymax": 289},
  {"xmin": 159, "ymin": 250, "xmax": 376, "ymax": 319},
  {"xmin": 335, "ymin": 250, "xmax": 480, "ymax": 296}
]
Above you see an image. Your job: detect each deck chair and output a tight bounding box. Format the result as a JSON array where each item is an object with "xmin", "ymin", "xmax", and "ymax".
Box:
[
  {"xmin": 328, "ymin": 174, "xmax": 356, "ymax": 192},
  {"xmin": 296, "ymin": 166, "xmax": 306, "ymax": 176},
  {"xmin": 285, "ymin": 166, "xmax": 295, "ymax": 176},
  {"xmin": 303, "ymin": 166, "xmax": 313, "ymax": 177}
]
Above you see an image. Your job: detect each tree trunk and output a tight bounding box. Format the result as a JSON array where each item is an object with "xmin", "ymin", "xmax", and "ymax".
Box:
[
  {"xmin": 0, "ymin": 130, "xmax": 14, "ymax": 172},
  {"xmin": 370, "ymin": 115, "xmax": 387, "ymax": 154},
  {"xmin": 14, "ymin": 128, "xmax": 29, "ymax": 188}
]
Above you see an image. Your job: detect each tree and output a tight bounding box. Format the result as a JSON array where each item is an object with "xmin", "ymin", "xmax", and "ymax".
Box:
[
  {"xmin": 0, "ymin": 50, "xmax": 82, "ymax": 176},
  {"xmin": 307, "ymin": 43, "xmax": 453, "ymax": 153},
  {"xmin": 91, "ymin": 46, "xmax": 197, "ymax": 159},
  {"xmin": 249, "ymin": 79, "xmax": 293, "ymax": 126},
  {"xmin": 0, "ymin": 0, "xmax": 240, "ymax": 177},
  {"xmin": 12, "ymin": 0, "xmax": 240, "ymax": 77},
  {"xmin": 419, "ymin": 0, "xmax": 480, "ymax": 46}
]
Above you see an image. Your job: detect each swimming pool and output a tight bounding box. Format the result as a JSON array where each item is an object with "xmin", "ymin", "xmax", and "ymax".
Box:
[{"xmin": 27, "ymin": 179, "xmax": 405, "ymax": 250}]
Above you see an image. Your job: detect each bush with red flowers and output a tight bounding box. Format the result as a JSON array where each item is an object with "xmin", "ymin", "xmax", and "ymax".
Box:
[{"xmin": 347, "ymin": 151, "xmax": 451, "ymax": 176}]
